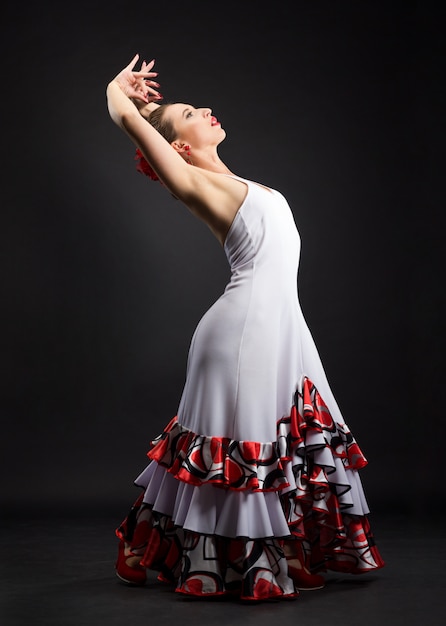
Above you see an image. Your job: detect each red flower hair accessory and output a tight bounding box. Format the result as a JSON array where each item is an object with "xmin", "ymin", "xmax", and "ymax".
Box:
[{"xmin": 134, "ymin": 148, "xmax": 159, "ymax": 181}]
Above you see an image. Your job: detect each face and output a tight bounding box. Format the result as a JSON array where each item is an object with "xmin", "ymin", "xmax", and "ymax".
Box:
[{"xmin": 165, "ymin": 103, "xmax": 226, "ymax": 149}]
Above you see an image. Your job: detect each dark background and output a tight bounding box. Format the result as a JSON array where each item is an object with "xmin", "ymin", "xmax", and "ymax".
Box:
[{"xmin": 1, "ymin": 0, "xmax": 444, "ymax": 518}]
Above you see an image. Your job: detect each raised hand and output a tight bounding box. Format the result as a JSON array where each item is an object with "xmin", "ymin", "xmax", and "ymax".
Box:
[{"xmin": 113, "ymin": 53, "xmax": 162, "ymax": 104}]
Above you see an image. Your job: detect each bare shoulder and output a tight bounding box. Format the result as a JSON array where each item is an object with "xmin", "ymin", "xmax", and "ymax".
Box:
[{"xmin": 181, "ymin": 169, "xmax": 248, "ymax": 244}]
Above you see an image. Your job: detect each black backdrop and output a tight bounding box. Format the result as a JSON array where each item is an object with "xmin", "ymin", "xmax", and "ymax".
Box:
[{"xmin": 1, "ymin": 0, "xmax": 444, "ymax": 517}]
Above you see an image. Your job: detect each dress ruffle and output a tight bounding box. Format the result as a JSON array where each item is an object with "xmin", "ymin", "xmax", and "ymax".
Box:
[
  {"xmin": 148, "ymin": 377, "xmax": 368, "ymax": 497},
  {"xmin": 117, "ymin": 494, "xmax": 297, "ymax": 601},
  {"xmin": 118, "ymin": 376, "xmax": 385, "ymax": 600},
  {"xmin": 148, "ymin": 416, "xmax": 289, "ymax": 491}
]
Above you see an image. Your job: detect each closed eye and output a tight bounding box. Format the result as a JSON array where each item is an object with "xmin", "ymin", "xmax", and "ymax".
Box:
[{"xmin": 183, "ymin": 107, "xmax": 194, "ymax": 119}]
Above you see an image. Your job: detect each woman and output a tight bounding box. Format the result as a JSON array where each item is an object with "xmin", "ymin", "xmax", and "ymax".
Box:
[{"xmin": 106, "ymin": 54, "xmax": 384, "ymax": 602}]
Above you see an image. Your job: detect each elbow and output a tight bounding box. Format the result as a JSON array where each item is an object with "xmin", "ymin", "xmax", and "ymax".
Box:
[
  {"xmin": 121, "ymin": 110, "xmax": 143, "ymax": 134},
  {"xmin": 108, "ymin": 108, "xmax": 138, "ymax": 132}
]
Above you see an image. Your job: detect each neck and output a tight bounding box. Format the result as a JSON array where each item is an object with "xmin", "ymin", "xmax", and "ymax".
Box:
[{"xmin": 190, "ymin": 148, "xmax": 234, "ymax": 175}]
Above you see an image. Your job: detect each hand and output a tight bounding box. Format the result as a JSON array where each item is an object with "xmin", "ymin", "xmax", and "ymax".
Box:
[{"xmin": 113, "ymin": 54, "xmax": 162, "ymax": 104}]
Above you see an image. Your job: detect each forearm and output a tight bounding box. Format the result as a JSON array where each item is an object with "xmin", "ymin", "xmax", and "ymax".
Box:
[
  {"xmin": 106, "ymin": 78, "xmax": 184, "ymax": 187},
  {"xmin": 106, "ymin": 80, "xmax": 141, "ymax": 129}
]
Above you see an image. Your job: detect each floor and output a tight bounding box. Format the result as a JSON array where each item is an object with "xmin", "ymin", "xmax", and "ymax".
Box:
[{"xmin": 1, "ymin": 509, "xmax": 445, "ymax": 626}]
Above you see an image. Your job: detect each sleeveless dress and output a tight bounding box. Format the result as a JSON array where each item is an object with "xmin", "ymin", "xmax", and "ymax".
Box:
[{"xmin": 116, "ymin": 176, "xmax": 384, "ymax": 601}]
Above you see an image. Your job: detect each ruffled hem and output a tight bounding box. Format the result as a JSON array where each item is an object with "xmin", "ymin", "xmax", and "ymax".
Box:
[
  {"xmin": 118, "ymin": 376, "xmax": 384, "ymax": 599},
  {"xmin": 148, "ymin": 416, "xmax": 288, "ymax": 491},
  {"xmin": 137, "ymin": 463, "xmax": 292, "ymax": 538},
  {"xmin": 148, "ymin": 376, "xmax": 368, "ymax": 497},
  {"xmin": 117, "ymin": 494, "xmax": 298, "ymax": 602}
]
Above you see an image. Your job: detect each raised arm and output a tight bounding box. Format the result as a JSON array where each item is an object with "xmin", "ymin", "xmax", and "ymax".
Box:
[
  {"xmin": 106, "ymin": 55, "xmax": 246, "ymax": 244},
  {"xmin": 106, "ymin": 55, "xmax": 197, "ymax": 196}
]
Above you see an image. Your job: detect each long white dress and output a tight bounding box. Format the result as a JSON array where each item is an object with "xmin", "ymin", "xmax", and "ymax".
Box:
[{"xmin": 117, "ymin": 176, "xmax": 384, "ymax": 601}]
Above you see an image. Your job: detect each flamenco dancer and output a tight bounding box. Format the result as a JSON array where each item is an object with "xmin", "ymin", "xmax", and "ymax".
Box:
[{"xmin": 106, "ymin": 54, "xmax": 384, "ymax": 602}]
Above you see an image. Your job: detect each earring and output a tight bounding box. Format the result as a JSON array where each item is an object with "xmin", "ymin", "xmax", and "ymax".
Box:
[{"xmin": 183, "ymin": 145, "xmax": 193, "ymax": 165}]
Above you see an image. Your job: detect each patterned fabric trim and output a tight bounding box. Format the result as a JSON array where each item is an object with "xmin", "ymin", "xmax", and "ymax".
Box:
[
  {"xmin": 116, "ymin": 495, "xmax": 384, "ymax": 601},
  {"xmin": 117, "ymin": 495, "xmax": 298, "ymax": 601},
  {"xmin": 115, "ymin": 376, "xmax": 384, "ymax": 600},
  {"xmin": 148, "ymin": 376, "xmax": 368, "ymax": 494}
]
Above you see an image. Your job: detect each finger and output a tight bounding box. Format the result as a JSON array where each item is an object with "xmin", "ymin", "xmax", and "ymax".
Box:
[
  {"xmin": 134, "ymin": 67, "xmax": 157, "ymax": 75},
  {"xmin": 134, "ymin": 71, "xmax": 158, "ymax": 80},
  {"xmin": 127, "ymin": 53, "xmax": 139, "ymax": 70},
  {"xmin": 146, "ymin": 94, "xmax": 163, "ymax": 103},
  {"xmin": 147, "ymin": 87, "xmax": 163, "ymax": 100},
  {"xmin": 139, "ymin": 58, "xmax": 155, "ymax": 73},
  {"xmin": 141, "ymin": 78, "xmax": 162, "ymax": 98},
  {"xmin": 133, "ymin": 87, "xmax": 149, "ymax": 103},
  {"xmin": 144, "ymin": 79, "xmax": 160, "ymax": 88}
]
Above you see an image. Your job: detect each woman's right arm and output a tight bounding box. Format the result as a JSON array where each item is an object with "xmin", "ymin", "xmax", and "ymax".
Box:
[
  {"xmin": 106, "ymin": 56, "xmax": 180, "ymax": 175},
  {"xmin": 106, "ymin": 55, "xmax": 204, "ymax": 200},
  {"xmin": 106, "ymin": 55, "xmax": 246, "ymax": 243}
]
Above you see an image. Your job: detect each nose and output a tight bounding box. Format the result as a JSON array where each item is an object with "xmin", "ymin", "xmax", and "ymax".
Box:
[{"xmin": 201, "ymin": 107, "xmax": 212, "ymax": 117}]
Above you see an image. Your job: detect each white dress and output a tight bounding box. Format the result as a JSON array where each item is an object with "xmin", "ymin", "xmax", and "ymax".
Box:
[{"xmin": 118, "ymin": 176, "xmax": 384, "ymax": 601}]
